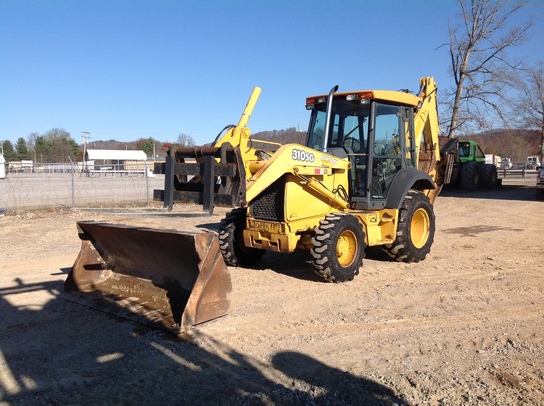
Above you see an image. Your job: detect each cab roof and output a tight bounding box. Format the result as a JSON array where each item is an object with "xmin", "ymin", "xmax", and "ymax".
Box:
[{"xmin": 306, "ymin": 89, "xmax": 421, "ymax": 107}]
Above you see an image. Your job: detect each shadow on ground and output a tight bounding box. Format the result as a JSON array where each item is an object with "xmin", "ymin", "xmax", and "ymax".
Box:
[
  {"xmin": 0, "ymin": 275, "xmax": 405, "ymax": 405},
  {"xmin": 439, "ymin": 183, "xmax": 539, "ymax": 202}
]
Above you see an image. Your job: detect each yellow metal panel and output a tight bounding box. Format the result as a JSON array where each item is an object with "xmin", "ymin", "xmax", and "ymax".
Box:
[
  {"xmin": 243, "ymin": 227, "xmax": 299, "ymax": 253},
  {"xmin": 284, "ymin": 174, "xmax": 343, "ymax": 222},
  {"xmin": 350, "ymin": 209, "xmax": 398, "ymax": 246},
  {"xmin": 244, "ymin": 144, "xmax": 350, "ymax": 205}
]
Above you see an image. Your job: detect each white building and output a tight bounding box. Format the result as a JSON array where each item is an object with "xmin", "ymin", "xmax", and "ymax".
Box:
[
  {"xmin": 84, "ymin": 149, "xmax": 153, "ymax": 176},
  {"xmin": 0, "ymin": 154, "xmax": 5, "ymax": 179}
]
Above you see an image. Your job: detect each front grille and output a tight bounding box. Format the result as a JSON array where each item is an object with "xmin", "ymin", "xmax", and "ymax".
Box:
[{"xmin": 250, "ymin": 176, "xmax": 286, "ymax": 221}]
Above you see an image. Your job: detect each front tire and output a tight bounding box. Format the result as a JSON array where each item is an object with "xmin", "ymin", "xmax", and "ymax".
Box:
[
  {"xmin": 218, "ymin": 208, "xmax": 265, "ymax": 267},
  {"xmin": 479, "ymin": 164, "xmax": 497, "ymax": 189},
  {"xmin": 311, "ymin": 213, "xmax": 366, "ymax": 283},
  {"xmin": 382, "ymin": 190, "xmax": 435, "ymax": 263},
  {"xmin": 460, "ymin": 162, "xmax": 479, "ymax": 190}
]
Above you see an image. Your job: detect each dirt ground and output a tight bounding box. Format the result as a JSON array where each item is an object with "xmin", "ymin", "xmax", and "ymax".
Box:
[{"xmin": 1, "ymin": 178, "xmax": 543, "ymax": 405}]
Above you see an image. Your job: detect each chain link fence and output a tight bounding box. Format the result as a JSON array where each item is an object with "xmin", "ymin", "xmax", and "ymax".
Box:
[{"xmin": 0, "ymin": 161, "xmax": 165, "ymax": 210}]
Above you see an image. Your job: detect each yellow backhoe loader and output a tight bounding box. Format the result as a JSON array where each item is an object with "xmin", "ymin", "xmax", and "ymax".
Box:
[
  {"xmin": 65, "ymin": 77, "xmax": 451, "ymax": 332},
  {"xmin": 218, "ymin": 77, "xmax": 450, "ymax": 282}
]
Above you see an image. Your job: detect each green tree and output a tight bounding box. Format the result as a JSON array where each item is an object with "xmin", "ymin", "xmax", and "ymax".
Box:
[
  {"xmin": 135, "ymin": 137, "xmax": 155, "ymax": 157},
  {"xmin": 2, "ymin": 140, "xmax": 16, "ymax": 161},
  {"xmin": 15, "ymin": 137, "xmax": 30, "ymax": 160},
  {"xmin": 34, "ymin": 136, "xmax": 50, "ymax": 162}
]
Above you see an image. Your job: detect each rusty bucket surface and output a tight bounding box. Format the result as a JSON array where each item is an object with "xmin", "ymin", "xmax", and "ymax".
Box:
[{"xmin": 64, "ymin": 221, "xmax": 232, "ymax": 333}]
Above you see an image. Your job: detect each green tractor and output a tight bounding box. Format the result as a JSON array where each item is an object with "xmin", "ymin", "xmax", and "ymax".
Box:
[{"xmin": 441, "ymin": 139, "xmax": 498, "ymax": 190}]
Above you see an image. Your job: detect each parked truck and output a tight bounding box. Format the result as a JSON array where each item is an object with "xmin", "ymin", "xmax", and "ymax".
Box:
[
  {"xmin": 526, "ymin": 156, "xmax": 541, "ymax": 169},
  {"xmin": 485, "ymin": 154, "xmax": 501, "ymax": 168},
  {"xmin": 501, "ymin": 157, "xmax": 513, "ymax": 170}
]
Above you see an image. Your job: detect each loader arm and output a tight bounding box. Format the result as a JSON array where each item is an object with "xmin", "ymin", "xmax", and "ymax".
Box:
[
  {"xmin": 212, "ymin": 86, "xmax": 268, "ymax": 180},
  {"xmin": 213, "ymin": 86, "xmax": 261, "ymax": 149},
  {"xmin": 156, "ymin": 86, "xmax": 280, "ymax": 210}
]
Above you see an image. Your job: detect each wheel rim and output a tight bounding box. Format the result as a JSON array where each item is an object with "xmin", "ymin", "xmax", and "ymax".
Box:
[
  {"xmin": 410, "ymin": 207, "xmax": 430, "ymax": 249},
  {"xmin": 336, "ymin": 230, "xmax": 358, "ymax": 267}
]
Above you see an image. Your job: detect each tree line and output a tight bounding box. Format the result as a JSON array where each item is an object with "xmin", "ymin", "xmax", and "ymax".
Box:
[
  {"xmin": 0, "ymin": 131, "xmax": 197, "ymax": 163},
  {"xmin": 1, "ymin": 128, "xmax": 79, "ymax": 163},
  {"xmin": 2, "ymin": 124, "xmax": 539, "ymax": 168}
]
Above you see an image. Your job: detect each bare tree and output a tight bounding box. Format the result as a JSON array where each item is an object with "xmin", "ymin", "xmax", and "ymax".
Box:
[
  {"xmin": 444, "ymin": 0, "xmax": 532, "ymax": 138},
  {"xmin": 177, "ymin": 133, "xmax": 196, "ymax": 147},
  {"xmin": 26, "ymin": 132, "xmax": 40, "ymax": 152},
  {"xmin": 512, "ymin": 62, "xmax": 544, "ymax": 160}
]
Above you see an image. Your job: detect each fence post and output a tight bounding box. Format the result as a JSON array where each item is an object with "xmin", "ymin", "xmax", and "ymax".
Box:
[
  {"xmin": 68, "ymin": 156, "xmax": 75, "ymax": 208},
  {"xmin": 144, "ymin": 161, "xmax": 149, "ymax": 207}
]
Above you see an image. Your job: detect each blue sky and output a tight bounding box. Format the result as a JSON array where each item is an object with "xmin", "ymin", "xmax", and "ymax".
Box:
[{"xmin": 1, "ymin": 0, "xmax": 543, "ymax": 147}]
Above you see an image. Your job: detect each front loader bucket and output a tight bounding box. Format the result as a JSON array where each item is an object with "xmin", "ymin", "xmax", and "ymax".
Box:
[{"xmin": 64, "ymin": 221, "xmax": 232, "ymax": 334}]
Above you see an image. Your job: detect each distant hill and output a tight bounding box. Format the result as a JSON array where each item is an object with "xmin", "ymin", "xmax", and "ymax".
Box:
[
  {"xmin": 253, "ymin": 127, "xmax": 540, "ymax": 165},
  {"xmin": 253, "ymin": 128, "xmax": 307, "ymax": 146}
]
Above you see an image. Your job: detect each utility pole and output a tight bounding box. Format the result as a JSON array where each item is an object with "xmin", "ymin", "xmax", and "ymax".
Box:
[{"xmin": 82, "ymin": 131, "xmax": 91, "ymax": 174}]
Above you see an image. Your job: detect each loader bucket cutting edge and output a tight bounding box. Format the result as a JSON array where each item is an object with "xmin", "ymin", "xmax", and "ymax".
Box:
[{"xmin": 64, "ymin": 221, "xmax": 232, "ymax": 334}]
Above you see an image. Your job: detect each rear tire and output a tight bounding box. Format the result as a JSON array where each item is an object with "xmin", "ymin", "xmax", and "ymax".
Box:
[
  {"xmin": 311, "ymin": 213, "xmax": 365, "ymax": 283},
  {"xmin": 382, "ymin": 190, "xmax": 435, "ymax": 263},
  {"xmin": 218, "ymin": 208, "xmax": 265, "ymax": 267},
  {"xmin": 479, "ymin": 164, "xmax": 497, "ymax": 189},
  {"xmin": 460, "ymin": 162, "xmax": 479, "ymax": 190}
]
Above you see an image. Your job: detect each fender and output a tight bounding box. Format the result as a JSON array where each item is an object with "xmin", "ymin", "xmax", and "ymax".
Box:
[{"xmin": 385, "ymin": 168, "xmax": 436, "ymax": 209}]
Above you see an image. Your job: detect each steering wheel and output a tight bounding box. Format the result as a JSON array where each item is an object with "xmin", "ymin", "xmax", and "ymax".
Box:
[{"xmin": 343, "ymin": 137, "xmax": 362, "ymax": 154}]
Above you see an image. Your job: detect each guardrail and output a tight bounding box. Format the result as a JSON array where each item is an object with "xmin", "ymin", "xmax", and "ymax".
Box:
[{"xmin": 497, "ymin": 168, "xmax": 537, "ymax": 178}]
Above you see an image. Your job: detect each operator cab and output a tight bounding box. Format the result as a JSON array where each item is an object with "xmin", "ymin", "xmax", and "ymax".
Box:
[{"xmin": 306, "ymin": 92, "xmax": 417, "ymax": 209}]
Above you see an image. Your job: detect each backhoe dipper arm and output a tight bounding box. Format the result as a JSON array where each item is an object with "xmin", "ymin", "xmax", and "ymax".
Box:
[
  {"xmin": 414, "ymin": 77, "xmax": 440, "ymax": 168},
  {"xmin": 413, "ymin": 77, "xmax": 447, "ymax": 203}
]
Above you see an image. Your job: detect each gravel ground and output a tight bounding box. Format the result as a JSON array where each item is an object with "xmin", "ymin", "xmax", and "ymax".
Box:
[{"xmin": 1, "ymin": 178, "xmax": 543, "ymax": 405}]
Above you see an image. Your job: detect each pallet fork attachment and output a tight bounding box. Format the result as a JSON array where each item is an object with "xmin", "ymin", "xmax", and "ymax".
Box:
[{"xmin": 64, "ymin": 221, "xmax": 232, "ymax": 334}]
